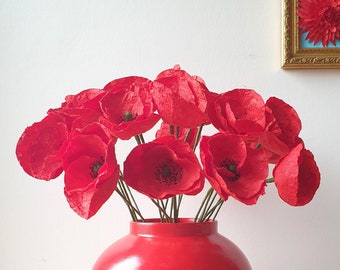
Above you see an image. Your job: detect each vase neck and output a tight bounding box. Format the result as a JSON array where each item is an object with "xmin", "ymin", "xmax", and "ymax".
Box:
[{"xmin": 130, "ymin": 218, "xmax": 218, "ymax": 237}]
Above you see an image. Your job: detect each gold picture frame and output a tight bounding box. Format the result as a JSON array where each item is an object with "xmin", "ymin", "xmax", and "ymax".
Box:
[{"xmin": 281, "ymin": 0, "xmax": 340, "ymax": 69}]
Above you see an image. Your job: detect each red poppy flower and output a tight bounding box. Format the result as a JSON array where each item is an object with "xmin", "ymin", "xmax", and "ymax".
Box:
[
  {"xmin": 99, "ymin": 76, "xmax": 160, "ymax": 140},
  {"xmin": 16, "ymin": 113, "xmax": 68, "ymax": 180},
  {"xmin": 242, "ymin": 97, "xmax": 302, "ymax": 164},
  {"xmin": 245, "ymin": 131, "xmax": 290, "ymax": 164},
  {"xmin": 155, "ymin": 122, "xmax": 199, "ymax": 149},
  {"xmin": 62, "ymin": 124, "xmax": 119, "ymax": 219},
  {"xmin": 298, "ymin": 0, "xmax": 340, "ymax": 47},
  {"xmin": 62, "ymin": 88, "xmax": 105, "ymax": 110},
  {"xmin": 200, "ymin": 133, "xmax": 268, "ymax": 204},
  {"xmin": 152, "ymin": 65, "xmax": 210, "ymax": 128},
  {"xmin": 49, "ymin": 88, "xmax": 106, "ymax": 131},
  {"xmin": 123, "ymin": 136, "xmax": 204, "ymax": 200},
  {"xmin": 208, "ymin": 89, "xmax": 266, "ymax": 134},
  {"xmin": 265, "ymin": 97, "xmax": 301, "ymax": 148},
  {"xmin": 273, "ymin": 143, "xmax": 320, "ymax": 206}
]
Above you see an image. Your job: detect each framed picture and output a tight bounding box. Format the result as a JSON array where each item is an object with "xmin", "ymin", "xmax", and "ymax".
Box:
[{"xmin": 281, "ymin": 0, "xmax": 340, "ymax": 69}]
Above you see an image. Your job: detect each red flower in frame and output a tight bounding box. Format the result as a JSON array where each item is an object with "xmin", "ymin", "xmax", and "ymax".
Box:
[
  {"xmin": 62, "ymin": 123, "xmax": 119, "ymax": 219},
  {"xmin": 200, "ymin": 133, "xmax": 268, "ymax": 205},
  {"xmin": 123, "ymin": 136, "xmax": 204, "ymax": 200},
  {"xmin": 273, "ymin": 143, "xmax": 320, "ymax": 206},
  {"xmin": 99, "ymin": 76, "xmax": 160, "ymax": 140},
  {"xmin": 16, "ymin": 113, "xmax": 68, "ymax": 180},
  {"xmin": 208, "ymin": 89, "xmax": 266, "ymax": 135},
  {"xmin": 298, "ymin": 0, "xmax": 340, "ymax": 47},
  {"xmin": 152, "ymin": 65, "xmax": 210, "ymax": 128}
]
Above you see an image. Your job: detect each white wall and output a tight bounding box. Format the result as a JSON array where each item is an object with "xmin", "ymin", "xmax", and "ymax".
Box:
[{"xmin": 1, "ymin": 1, "xmax": 339, "ymax": 269}]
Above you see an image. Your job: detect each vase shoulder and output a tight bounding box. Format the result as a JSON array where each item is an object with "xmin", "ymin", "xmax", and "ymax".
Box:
[{"xmin": 93, "ymin": 219, "xmax": 251, "ymax": 270}]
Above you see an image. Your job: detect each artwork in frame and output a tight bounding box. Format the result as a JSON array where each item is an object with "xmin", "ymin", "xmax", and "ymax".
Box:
[{"xmin": 281, "ymin": 0, "xmax": 340, "ymax": 69}]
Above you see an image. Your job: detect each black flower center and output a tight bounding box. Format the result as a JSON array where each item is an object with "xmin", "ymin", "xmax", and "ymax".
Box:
[
  {"xmin": 122, "ymin": 111, "xmax": 137, "ymax": 122},
  {"xmin": 221, "ymin": 159, "xmax": 240, "ymax": 182},
  {"xmin": 155, "ymin": 160, "xmax": 183, "ymax": 186},
  {"xmin": 89, "ymin": 156, "xmax": 105, "ymax": 179},
  {"xmin": 320, "ymin": 6, "xmax": 338, "ymax": 23}
]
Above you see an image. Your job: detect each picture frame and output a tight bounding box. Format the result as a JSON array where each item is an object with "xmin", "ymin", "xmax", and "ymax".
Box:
[{"xmin": 281, "ymin": 0, "xmax": 340, "ymax": 69}]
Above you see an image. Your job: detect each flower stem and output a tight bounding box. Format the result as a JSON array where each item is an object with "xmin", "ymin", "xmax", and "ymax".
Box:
[
  {"xmin": 184, "ymin": 129, "xmax": 192, "ymax": 143},
  {"xmin": 266, "ymin": 177, "xmax": 275, "ymax": 183},
  {"xmin": 204, "ymin": 198, "xmax": 224, "ymax": 221},
  {"xmin": 169, "ymin": 125, "xmax": 175, "ymax": 135},
  {"xmin": 139, "ymin": 134, "xmax": 145, "ymax": 144},
  {"xmin": 151, "ymin": 199, "xmax": 171, "ymax": 222},
  {"xmin": 134, "ymin": 134, "xmax": 145, "ymax": 145},
  {"xmin": 134, "ymin": 135, "xmax": 142, "ymax": 145},
  {"xmin": 159, "ymin": 199, "xmax": 169, "ymax": 222},
  {"xmin": 193, "ymin": 125, "xmax": 204, "ymax": 151},
  {"xmin": 172, "ymin": 196, "xmax": 179, "ymax": 223},
  {"xmin": 212, "ymin": 199, "xmax": 224, "ymax": 220},
  {"xmin": 195, "ymin": 187, "xmax": 224, "ymax": 222},
  {"xmin": 195, "ymin": 187, "xmax": 214, "ymax": 222},
  {"xmin": 116, "ymin": 172, "xmax": 145, "ymax": 222},
  {"xmin": 177, "ymin": 194, "xmax": 183, "ymax": 210},
  {"xmin": 115, "ymin": 184, "xmax": 145, "ymax": 221}
]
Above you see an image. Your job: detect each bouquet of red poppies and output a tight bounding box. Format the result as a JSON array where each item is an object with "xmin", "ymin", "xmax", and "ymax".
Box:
[{"xmin": 16, "ymin": 65, "xmax": 320, "ymax": 222}]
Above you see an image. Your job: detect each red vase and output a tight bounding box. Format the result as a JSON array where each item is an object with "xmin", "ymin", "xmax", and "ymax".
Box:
[{"xmin": 92, "ymin": 218, "xmax": 252, "ymax": 270}]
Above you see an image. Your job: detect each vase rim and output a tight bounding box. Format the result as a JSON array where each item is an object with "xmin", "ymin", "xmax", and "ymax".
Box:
[
  {"xmin": 130, "ymin": 218, "xmax": 218, "ymax": 237},
  {"xmin": 131, "ymin": 218, "xmax": 217, "ymax": 224}
]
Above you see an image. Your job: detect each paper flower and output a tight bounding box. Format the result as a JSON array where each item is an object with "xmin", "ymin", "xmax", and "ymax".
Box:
[
  {"xmin": 152, "ymin": 65, "xmax": 210, "ymax": 128},
  {"xmin": 207, "ymin": 89, "xmax": 266, "ymax": 134},
  {"xmin": 273, "ymin": 143, "xmax": 320, "ymax": 206},
  {"xmin": 124, "ymin": 136, "xmax": 204, "ymax": 200},
  {"xmin": 16, "ymin": 113, "xmax": 68, "ymax": 180},
  {"xmin": 100, "ymin": 76, "xmax": 160, "ymax": 140},
  {"xmin": 62, "ymin": 123, "xmax": 119, "ymax": 219},
  {"xmin": 200, "ymin": 133, "xmax": 268, "ymax": 204}
]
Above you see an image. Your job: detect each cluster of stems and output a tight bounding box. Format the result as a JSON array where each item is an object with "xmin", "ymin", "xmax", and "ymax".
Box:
[
  {"xmin": 195, "ymin": 187, "xmax": 224, "ymax": 222},
  {"xmin": 115, "ymin": 173, "xmax": 145, "ymax": 222},
  {"xmin": 115, "ymin": 125, "xmax": 276, "ymax": 223}
]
